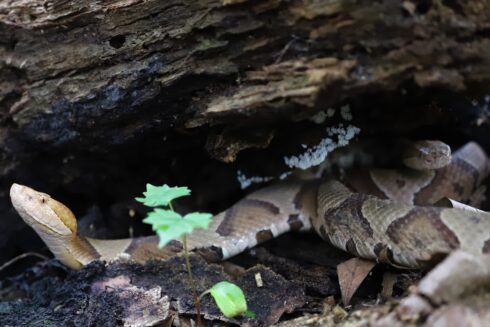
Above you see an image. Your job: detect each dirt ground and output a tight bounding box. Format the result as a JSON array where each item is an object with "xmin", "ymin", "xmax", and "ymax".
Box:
[{"xmin": 1, "ymin": 232, "xmax": 425, "ymax": 326}]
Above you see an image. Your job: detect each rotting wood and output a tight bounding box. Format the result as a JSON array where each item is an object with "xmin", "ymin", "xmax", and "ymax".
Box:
[{"xmin": 1, "ymin": 0, "xmax": 490, "ymax": 153}]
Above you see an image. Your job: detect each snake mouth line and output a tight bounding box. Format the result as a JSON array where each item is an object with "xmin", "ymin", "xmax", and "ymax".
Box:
[{"xmin": 32, "ymin": 217, "xmax": 72, "ymax": 236}]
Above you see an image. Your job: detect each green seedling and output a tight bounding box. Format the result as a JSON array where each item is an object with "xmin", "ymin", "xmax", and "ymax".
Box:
[
  {"xmin": 201, "ymin": 281, "xmax": 252, "ymax": 318},
  {"xmin": 137, "ymin": 183, "xmax": 251, "ymax": 324}
]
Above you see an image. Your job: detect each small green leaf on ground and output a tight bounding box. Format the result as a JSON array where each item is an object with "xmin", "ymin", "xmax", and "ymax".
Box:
[
  {"xmin": 143, "ymin": 209, "xmax": 212, "ymax": 248},
  {"xmin": 136, "ymin": 184, "xmax": 190, "ymax": 207},
  {"xmin": 202, "ymin": 281, "xmax": 248, "ymax": 318}
]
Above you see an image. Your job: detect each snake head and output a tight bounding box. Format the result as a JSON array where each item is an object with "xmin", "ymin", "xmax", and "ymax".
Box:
[
  {"xmin": 403, "ymin": 140, "xmax": 452, "ymax": 170},
  {"xmin": 10, "ymin": 183, "xmax": 78, "ymax": 237}
]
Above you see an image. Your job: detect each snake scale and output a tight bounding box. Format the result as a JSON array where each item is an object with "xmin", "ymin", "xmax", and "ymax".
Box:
[{"xmin": 9, "ymin": 142, "xmax": 490, "ymax": 270}]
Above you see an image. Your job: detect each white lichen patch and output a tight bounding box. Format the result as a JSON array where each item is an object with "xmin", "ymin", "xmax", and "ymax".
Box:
[
  {"xmin": 283, "ymin": 124, "xmax": 361, "ymax": 170},
  {"xmin": 309, "ymin": 104, "xmax": 353, "ymax": 124},
  {"xmin": 237, "ymin": 107, "xmax": 359, "ymax": 187},
  {"xmin": 340, "ymin": 105, "xmax": 352, "ymax": 121},
  {"xmin": 237, "ymin": 170, "xmax": 274, "ymax": 189},
  {"xmin": 309, "ymin": 107, "xmax": 336, "ymax": 124},
  {"xmin": 473, "ymin": 93, "xmax": 490, "ymax": 126}
]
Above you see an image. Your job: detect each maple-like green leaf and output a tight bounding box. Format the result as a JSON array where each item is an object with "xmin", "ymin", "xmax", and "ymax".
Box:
[
  {"xmin": 182, "ymin": 212, "xmax": 214, "ymax": 229},
  {"xmin": 135, "ymin": 184, "xmax": 190, "ymax": 207},
  {"xmin": 142, "ymin": 209, "xmax": 182, "ymax": 231},
  {"xmin": 143, "ymin": 209, "xmax": 213, "ymax": 248},
  {"xmin": 201, "ymin": 281, "xmax": 248, "ymax": 318},
  {"xmin": 156, "ymin": 214, "xmax": 212, "ymax": 248}
]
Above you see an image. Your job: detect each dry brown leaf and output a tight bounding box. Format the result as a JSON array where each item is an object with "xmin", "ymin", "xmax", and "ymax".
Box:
[
  {"xmin": 381, "ymin": 272, "xmax": 397, "ymax": 300},
  {"xmin": 337, "ymin": 257, "xmax": 376, "ymax": 305}
]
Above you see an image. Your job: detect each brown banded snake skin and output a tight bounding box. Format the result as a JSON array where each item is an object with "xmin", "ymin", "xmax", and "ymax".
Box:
[{"xmin": 9, "ymin": 141, "xmax": 490, "ymax": 270}]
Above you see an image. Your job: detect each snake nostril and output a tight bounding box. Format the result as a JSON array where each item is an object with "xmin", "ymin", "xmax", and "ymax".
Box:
[{"xmin": 40, "ymin": 196, "xmax": 46, "ymax": 203}]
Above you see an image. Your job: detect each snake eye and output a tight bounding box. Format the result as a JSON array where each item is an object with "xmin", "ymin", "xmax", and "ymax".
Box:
[{"xmin": 40, "ymin": 196, "xmax": 47, "ymax": 203}]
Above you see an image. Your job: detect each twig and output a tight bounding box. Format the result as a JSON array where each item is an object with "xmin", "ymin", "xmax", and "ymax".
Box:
[
  {"xmin": 0, "ymin": 252, "xmax": 49, "ymax": 273},
  {"xmin": 183, "ymin": 234, "xmax": 203, "ymax": 327}
]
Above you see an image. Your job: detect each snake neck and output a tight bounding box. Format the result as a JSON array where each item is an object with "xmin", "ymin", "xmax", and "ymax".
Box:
[{"xmin": 38, "ymin": 230, "xmax": 98, "ymax": 269}]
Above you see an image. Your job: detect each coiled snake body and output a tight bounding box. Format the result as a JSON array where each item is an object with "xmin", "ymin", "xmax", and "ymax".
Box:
[{"xmin": 10, "ymin": 142, "xmax": 490, "ymax": 270}]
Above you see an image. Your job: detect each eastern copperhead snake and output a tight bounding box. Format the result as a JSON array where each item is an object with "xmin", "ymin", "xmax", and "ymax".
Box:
[{"xmin": 9, "ymin": 141, "xmax": 490, "ymax": 270}]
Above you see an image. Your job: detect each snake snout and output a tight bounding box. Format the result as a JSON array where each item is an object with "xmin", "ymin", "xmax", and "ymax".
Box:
[
  {"xmin": 10, "ymin": 183, "xmax": 23, "ymax": 195},
  {"xmin": 10, "ymin": 183, "xmax": 28, "ymax": 205},
  {"xmin": 10, "ymin": 183, "xmax": 39, "ymax": 205}
]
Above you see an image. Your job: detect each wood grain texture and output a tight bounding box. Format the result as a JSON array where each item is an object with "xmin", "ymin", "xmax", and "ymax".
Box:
[{"xmin": 1, "ymin": 0, "xmax": 490, "ymax": 152}]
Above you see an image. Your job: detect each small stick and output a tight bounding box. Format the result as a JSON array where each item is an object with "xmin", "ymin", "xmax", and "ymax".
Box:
[{"xmin": 0, "ymin": 252, "xmax": 49, "ymax": 273}]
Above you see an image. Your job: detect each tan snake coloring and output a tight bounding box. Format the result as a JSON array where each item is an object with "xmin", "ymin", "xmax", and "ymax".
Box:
[{"xmin": 10, "ymin": 141, "xmax": 490, "ymax": 270}]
